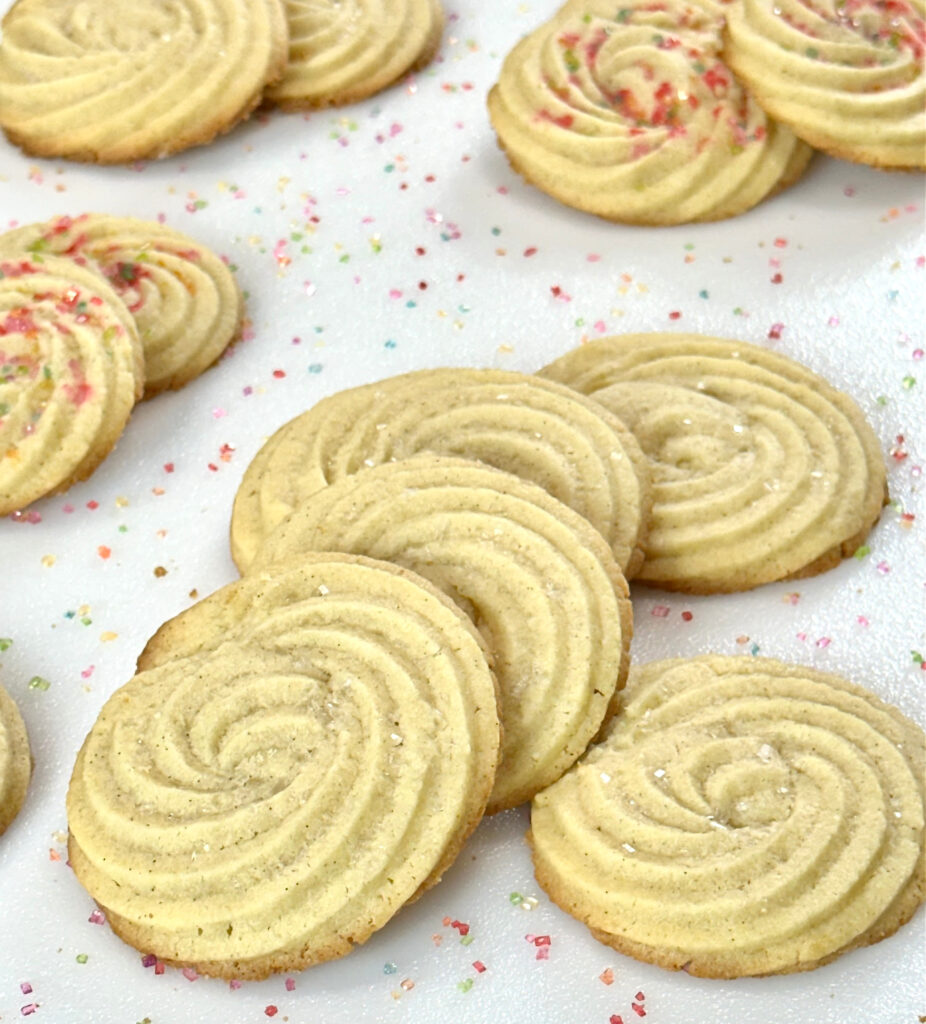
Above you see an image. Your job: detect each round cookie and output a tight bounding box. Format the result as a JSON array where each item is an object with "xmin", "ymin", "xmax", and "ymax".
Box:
[
  {"xmin": 266, "ymin": 0, "xmax": 444, "ymax": 109},
  {"xmin": 252, "ymin": 455, "xmax": 633, "ymax": 813},
  {"xmin": 486, "ymin": 0, "xmax": 813, "ymax": 225},
  {"xmin": 0, "ymin": 682, "xmax": 31, "ymax": 838},
  {"xmin": 0, "ymin": 215, "xmax": 242, "ymax": 397},
  {"xmin": 0, "ymin": 0, "xmax": 289, "ymax": 163},
  {"xmin": 69, "ymin": 555, "xmax": 500, "ymax": 979},
  {"xmin": 0, "ymin": 255, "xmax": 144, "ymax": 516},
  {"xmin": 724, "ymin": 0, "xmax": 926, "ymax": 170},
  {"xmin": 539, "ymin": 332, "xmax": 887, "ymax": 593},
  {"xmin": 230, "ymin": 367, "xmax": 651, "ymax": 579},
  {"xmin": 529, "ymin": 656, "xmax": 926, "ymax": 977}
]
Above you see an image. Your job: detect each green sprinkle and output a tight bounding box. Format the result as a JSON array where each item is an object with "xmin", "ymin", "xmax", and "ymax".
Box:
[
  {"xmin": 912, "ymin": 651, "xmax": 923, "ymax": 665},
  {"xmin": 0, "ymin": 638, "xmax": 12, "ymax": 651},
  {"xmin": 699, "ymin": 289, "xmax": 709, "ymax": 299},
  {"xmin": 902, "ymin": 375, "xmax": 916, "ymax": 389},
  {"xmin": 750, "ymin": 643, "xmax": 760, "ymax": 656},
  {"xmin": 338, "ymin": 254, "xmax": 350, "ymax": 264},
  {"xmin": 76, "ymin": 953, "xmax": 88, "ymax": 964},
  {"xmin": 806, "ymin": 46, "xmax": 819, "ymax": 58},
  {"xmin": 575, "ymin": 318, "xmax": 585, "ymax": 327},
  {"xmin": 42, "ymin": 366, "xmax": 52, "ymax": 380},
  {"xmin": 853, "ymin": 544, "xmax": 871, "ymax": 560},
  {"xmin": 876, "ymin": 395, "xmax": 888, "ymax": 406},
  {"xmin": 384, "ymin": 164, "xmax": 395, "ymax": 173},
  {"xmin": 491, "ymin": 226, "xmax": 501, "ymax": 236},
  {"xmin": 0, "ymin": 402, "xmax": 8, "ymax": 414},
  {"xmin": 28, "ymin": 675, "xmax": 51, "ymax": 691},
  {"xmin": 457, "ymin": 978, "xmax": 474, "ymax": 993},
  {"xmin": 563, "ymin": 48, "xmax": 580, "ymax": 72},
  {"xmin": 460, "ymin": 934, "xmax": 475, "ymax": 946},
  {"xmin": 509, "ymin": 892, "xmax": 523, "ymax": 905},
  {"xmin": 118, "ymin": 524, "xmax": 128, "ymax": 533},
  {"xmin": 81, "ymin": 616, "xmax": 92, "ymax": 626}
]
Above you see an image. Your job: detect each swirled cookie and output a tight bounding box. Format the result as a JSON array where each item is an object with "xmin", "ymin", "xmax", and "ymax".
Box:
[
  {"xmin": 724, "ymin": 0, "xmax": 926, "ymax": 169},
  {"xmin": 0, "ymin": 215, "xmax": 242, "ymax": 397},
  {"xmin": 0, "ymin": 682, "xmax": 31, "ymax": 838},
  {"xmin": 0, "ymin": 256, "xmax": 144, "ymax": 516},
  {"xmin": 230, "ymin": 367, "xmax": 651, "ymax": 579},
  {"xmin": 266, "ymin": 0, "xmax": 444, "ymax": 108},
  {"xmin": 252, "ymin": 456, "xmax": 633, "ymax": 813},
  {"xmin": 540, "ymin": 333, "xmax": 886, "ymax": 593},
  {"xmin": 0, "ymin": 0, "xmax": 288, "ymax": 163},
  {"xmin": 530, "ymin": 656, "xmax": 926, "ymax": 977},
  {"xmin": 69, "ymin": 554, "xmax": 500, "ymax": 979},
  {"xmin": 486, "ymin": 0, "xmax": 813, "ymax": 225}
]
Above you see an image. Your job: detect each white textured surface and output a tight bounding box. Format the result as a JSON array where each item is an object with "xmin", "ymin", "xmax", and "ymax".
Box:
[{"xmin": 0, "ymin": 1, "xmax": 923, "ymax": 1021}]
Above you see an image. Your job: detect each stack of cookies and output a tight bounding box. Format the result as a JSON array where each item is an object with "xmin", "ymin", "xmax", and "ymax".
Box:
[
  {"xmin": 0, "ymin": 0, "xmax": 445, "ymax": 163},
  {"xmin": 0, "ymin": 214, "xmax": 243, "ymax": 517},
  {"xmin": 487, "ymin": 0, "xmax": 924, "ymax": 225},
  {"xmin": 64, "ymin": 332, "xmax": 926, "ymax": 982}
]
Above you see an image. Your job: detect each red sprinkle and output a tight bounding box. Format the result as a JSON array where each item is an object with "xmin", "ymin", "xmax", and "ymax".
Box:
[
  {"xmin": 681, "ymin": 611, "xmax": 693, "ymax": 622},
  {"xmin": 265, "ymin": 1008, "xmax": 278, "ymax": 1018},
  {"xmin": 668, "ymin": 310, "xmax": 681, "ymax": 320},
  {"xmin": 450, "ymin": 919, "xmax": 470, "ymax": 936},
  {"xmin": 473, "ymin": 961, "xmax": 486, "ymax": 973},
  {"xmin": 272, "ymin": 369, "xmax": 286, "ymax": 379}
]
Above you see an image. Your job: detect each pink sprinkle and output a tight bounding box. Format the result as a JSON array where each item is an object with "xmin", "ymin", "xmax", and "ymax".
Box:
[
  {"xmin": 141, "ymin": 953, "xmax": 156, "ymax": 968},
  {"xmin": 827, "ymin": 316, "xmax": 840, "ymax": 326},
  {"xmin": 389, "ymin": 288, "xmax": 403, "ymax": 299},
  {"xmin": 594, "ymin": 320, "xmax": 606, "ymax": 333},
  {"xmin": 796, "ymin": 632, "xmax": 808, "ymax": 642},
  {"xmin": 844, "ymin": 186, "xmax": 856, "ymax": 197},
  {"xmin": 473, "ymin": 961, "xmax": 486, "ymax": 973},
  {"xmin": 229, "ymin": 979, "xmax": 242, "ymax": 990},
  {"xmin": 497, "ymin": 186, "xmax": 509, "ymax": 195},
  {"xmin": 20, "ymin": 983, "xmax": 32, "ymax": 995},
  {"xmin": 587, "ymin": 253, "xmax": 602, "ymax": 262},
  {"xmin": 212, "ymin": 407, "xmax": 227, "ymax": 419},
  {"xmin": 599, "ymin": 968, "xmax": 614, "ymax": 985},
  {"xmin": 285, "ymin": 978, "xmax": 295, "ymax": 992},
  {"xmin": 21, "ymin": 1004, "xmax": 38, "ymax": 1016},
  {"xmin": 651, "ymin": 605, "xmax": 670, "ymax": 618},
  {"xmin": 182, "ymin": 967, "xmax": 198, "ymax": 982},
  {"xmin": 913, "ymin": 349, "xmax": 924, "ymax": 360},
  {"xmin": 768, "ymin": 322, "xmax": 784, "ymax": 340},
  {"xmin": 62, "ymin": 503, "xmax": 75, "ymax": 513},
  {"xmin": 88, "ymin": 907, "xmax": 105, "ymax": 923},
  {"xmin": 815, "ymin": 637, "xmax": 831, "ymax": 649},
  {"xmin": 523, "ymin": 247, "xmax": 538, "ymax": 257},
  {"xmin": 536, "ymin": 947, "xmax": 550, "ymax": 960},
  {"xmin": 532, "ymin": 934, "xmax": 551, "ymax": 946},
  {"xmin": 857, "ymin": 616, "xmax": 870, "ymax": 627},
  {"xmin": 773, "ymin": 237, "xmax": 788, "ymax": 248},
  {"xmin": 876, "ymin": 561, "xmax": 891, "ymax": 574},
  {"xmin": 154, "ymin": 961, "xmax": 165, "ymax": 975}
]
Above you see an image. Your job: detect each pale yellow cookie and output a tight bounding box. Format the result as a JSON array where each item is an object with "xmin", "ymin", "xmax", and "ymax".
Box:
[
  {"xmin": 0, "ymin": 215, "xmax": 242, "ymax": 397},
  {"xmin": 266, "ymin": 0, "xmax": 444, "ymax": 108},
  {"xmin": 0, "ymin": 0, "xmax": 289, "ymax": 163},
  {"xmin": 530, "ymin": 656, "xmax": 926, "ymax": 977},
  {"xmin": 724, "ymin": 0, "xmax": 926, "ymax": 170},
  {"xmin": 539, "ymin": 333, "xmax": 887, "ymax": 593},
  {"xmin": 487, "ymin": 0, "xmax": 813, "ymax": 225},
  {"xmin": 69, "ymin": 554, "xmax": 500, "ymax": 979},
  {"xmin": 0, "ymin": 255, "xmax": 144, "ymax": 516},
  {"xmin": 230, "ymin": 367, "xmax": 651, "ymax": 579},
  {"xmin": 0, "ymin": 682, "xmax": 31, "ymax": 838},
  {"xmin": 252, "ymin": 455, "xmax": 633, "ymax": 813}
]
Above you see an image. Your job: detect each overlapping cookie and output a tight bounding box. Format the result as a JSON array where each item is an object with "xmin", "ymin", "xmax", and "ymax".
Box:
[
  {"xmin": 530, "ymin": 655, "xmax": 926, "ymax": 977},
  {"xmin": 69, "ymin": 555, "xmax": 500, "ymax": 979},
  {"xmin": 0, "ymin": 682, "xmax": 31, "ymax": 838},
  {"xmin": 724, "ymin": 0, "xmax": 926, "ymax": 169},
  {"xmin": 0, "ymin": 256, "xmax": 144, "ymax": 516},
  {"xmin": 0, "ymin": 0, "xmax": 288, "ymax": 163},
  {"xmin": 267, "ymin": 0, "xmax": 444, "ymax": 108},
  {"xmin": 540, "ymin": 333, "xmax": 886, "ymax": 593},
  {"xmin": 251, "ymin": 455, "xmax": 633, "ymax": 813},
  {"xmin": 487, "ymin": 0, "xmax": 813, "ymax": 225},
  {"xmin": 0, "ymin": 215, "xmax": 242, "ymax": 397},
  {"xmin": 230, "ymin": 367, "xmax": 651, "ymax": 579}
]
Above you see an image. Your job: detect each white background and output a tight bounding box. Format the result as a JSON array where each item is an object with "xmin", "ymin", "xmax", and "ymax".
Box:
[{"xmin": 0, "ymin": 2, "xmax": 923, "ymax": 1022}]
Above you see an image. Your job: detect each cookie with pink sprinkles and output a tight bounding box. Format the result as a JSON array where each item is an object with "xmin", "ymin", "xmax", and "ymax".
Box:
[
  {"xmin": 487, "ymin": 0, "xmax": 814, "ymax": 225},
  {"xmin": 0, "ymin": 255, "xmax": 143, "ymax": 516}
]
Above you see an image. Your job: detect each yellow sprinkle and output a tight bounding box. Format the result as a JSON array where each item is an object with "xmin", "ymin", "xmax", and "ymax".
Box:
[
  {"xmin": 100, "ymin": 631, "xmax": 118, "ymax": 643},
  {"xmin": 115, "ymin": 495, "xmax": 129, "ymax": 508},
  {"xmin": 41, "ymin": 554, "xmax": 56, "ymax": 568}
]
